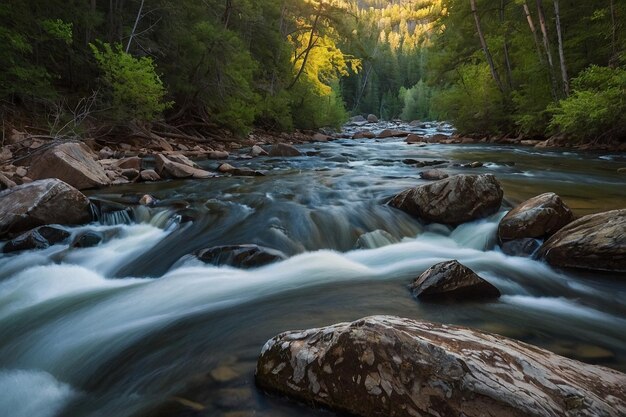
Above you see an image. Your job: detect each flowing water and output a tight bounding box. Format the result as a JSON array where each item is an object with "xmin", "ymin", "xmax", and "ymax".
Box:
[{"xmin": 1, "ymin": 124, "xmax": 625, "ymax": 417}]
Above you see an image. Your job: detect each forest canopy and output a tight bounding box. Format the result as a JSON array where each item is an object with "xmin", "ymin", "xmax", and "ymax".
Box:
[{"xmin": 0, "ymin": 0, "xmax": 624, "ymax": 142}]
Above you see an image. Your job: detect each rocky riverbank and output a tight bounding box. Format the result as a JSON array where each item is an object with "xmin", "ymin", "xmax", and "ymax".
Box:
[{"xmin": 2, "ymin": 118, "xmax": 625, "ymax": 191}]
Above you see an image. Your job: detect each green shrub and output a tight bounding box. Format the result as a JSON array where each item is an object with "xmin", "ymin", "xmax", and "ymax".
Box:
[
  {"xmin": 549, "ymin": 65, "xmax": 626, "ymax": 140},
  {"xmin": 90, "ymin": 42, "xmax": 171, "ymax": 123}
]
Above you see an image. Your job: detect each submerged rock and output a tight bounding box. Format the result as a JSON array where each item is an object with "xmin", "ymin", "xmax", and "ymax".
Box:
[
  {"xmin": 2, "ymin": 225, "xmax": 71, "ymax": 253},
  {"xmin": 537, "ymin": 209, "xmax": 626, "ymax": 272},
  {"xmin": 388, "ymin": 174, "xmax": 503, "ymax": 225},
  {"xmin": 28, "ymin": 142, "xmax": 110, "ymax": 190},
  {"xmin": 0, "ymin": 179, "xmax": 92, "ymax": 239},
  {"xmin": 70, "ymin": 231, "xmax": 103, "ymax": 248},
  {"xmin": 498, "ymin": 192, "xmax": 573, "ymax": 242},
  {"xmin": 269, "ymin": 143, "xmax": 301, "ymax": 157},
  {"xmin": 410, "ymin": 260, "xmax": 500, "ymax": 301},
  {"xmin": 256, "ymin": 315, "xmax": 626, "ymax": 417},
  {"xmin": 419, "ymin": 169, "xmax": 448, "ymax": 181},
  {"xmin": 195, "ymin": 244, "xmax": 287, "ymax": 269},
  {"xmin": 355, "ymin": 230, "xmax": 399, "ymax": 249},
  {"xmin": 500, "ymin": 238, "xmax": 542, "ymax": 257}
]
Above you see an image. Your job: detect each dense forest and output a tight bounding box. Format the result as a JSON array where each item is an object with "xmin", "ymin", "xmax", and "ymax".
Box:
[{"xmin": 0, "ymin": 0, "xmax": 624, "ymax": 142}]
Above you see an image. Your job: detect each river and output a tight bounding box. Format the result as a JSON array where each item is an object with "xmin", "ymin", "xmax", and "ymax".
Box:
[{"xmin": 1, "ymin": 123, "xmax": 625, "ymax": 417}]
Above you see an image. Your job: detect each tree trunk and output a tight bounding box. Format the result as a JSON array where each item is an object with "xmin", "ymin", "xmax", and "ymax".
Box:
[
  {"xmin": 522, "ymin": 1, "xmax": 544, "ymax": 62},
  {"xmin": 536, "ymin": 0, "xmax": 558, "ymax": 100},
  {"xmin": 223, "ymin": 0, "xmax": 233, "ymax": 29},
  {"xmin": 126, "ymin": 0, "xmax": 145, "ymax": 53},
  {"xmin": 469, "ymin": 0, "xmax": 505, "ymax": 94},
  {"xmin": 287, "ymin": 5, "xmax": 322, "ymax": 90},
  {"xmin": 500, "ymin": 0, "xmax": 513, "ymax": 89},
  {"xmin": 553, "ymin": 0, "xmax": 569, "ymax": 96},
  {"xmin": 609, "ymin": 0, "xmax": 617, "ymax": 66}
]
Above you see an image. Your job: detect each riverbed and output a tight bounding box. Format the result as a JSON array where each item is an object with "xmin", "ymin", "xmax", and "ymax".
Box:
[{"xmin": 0, "ymin": 129, "xmax": 625, "ymax": 417}]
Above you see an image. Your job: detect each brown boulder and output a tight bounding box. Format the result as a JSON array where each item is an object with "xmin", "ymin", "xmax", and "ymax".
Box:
[
  {"xmin": 537, "ymin": 209, "xmax": 626, "ymax": 272},
  {"xmin": 405, "ymin": 134, "xmax": 425, "ymax": 144},
  {"xmin": 28, "ymin": 142, "xmax": 110, "ymax": 190},
  {"xmin": 269, "ymin": 143, "xmax": 302, "ymax": 157},
  {"xmin": 0, "ymin": 179, "xmax": 92, "ymax": 239},
  {"xmin": 155, "ymin": 154, "xmax": 213, "ymax": 179},
  {"xmin": 367, "ymin": 114, "xmax": 378, "ymax": 123},
  {"xmin": 377, "ymin": 129, "xmax": 410, "ymax": 139},
  {"xmin": 113, "ymin": 156, "xmax": 142, "ymax": 171},
  {"xmin": 388, "ymin": 174, "xmax": 503, "ymax": 225},
  {"xmin": 353, "ymin": 131, "xmax": 376, "ymax": 139},
  {"xmin": 410, "ymin": 260, "xmax": 500, "ymax": 301},
  {"xmin": 498, "ymin": 192, "xmax": 573, "ymax": 242},
  {"xmin": 312, "ymin": 133, "xmax": 332, "ymax": 142},
  {"xmin": 256, "ymin": 316, "xmax": 626, "ymax": 417}
]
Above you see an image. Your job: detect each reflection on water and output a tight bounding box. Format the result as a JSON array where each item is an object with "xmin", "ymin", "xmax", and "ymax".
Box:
[{"xmin": 0, "ymin": 135, "xmax": 625, "ymax": 417}]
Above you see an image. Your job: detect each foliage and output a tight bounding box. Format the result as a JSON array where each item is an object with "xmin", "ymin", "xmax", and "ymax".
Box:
[
  {"xmin": 90, "ymin": 42, "xmax": 170, "ymax": 123},
  {"xmin": 550, "ymin": 65, "xmax": 626, "ymax": 140},
  {"xmin": 399, "ymin": 80, "xmax": 435, "ymax": 121},
  {"xmin": 432, "ymin": 63, "xmax": 508, "ymax": 134}
]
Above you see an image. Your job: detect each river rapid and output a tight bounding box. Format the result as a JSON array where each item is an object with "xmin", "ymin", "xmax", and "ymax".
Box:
[{"xmin": 0, "ymin": 123, "xmax": 625, "ymax": 417}]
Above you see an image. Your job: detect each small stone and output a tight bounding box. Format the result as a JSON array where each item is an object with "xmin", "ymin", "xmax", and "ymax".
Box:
[
  {"xmin": 120, "ymin": 168, "xmax": 139, "ymax": 180},
  {"xmin": 250, "ymin": 145, "xmax": 268, "ymax": 157},
  {"xmin": 420, "ymin": 169, "xmax": 449, "ymax": 181},
  {"xmin": 139, "ymin": 194, "xmax": 157, "ymax": 206},
  {"xmin": 71, "ymin": 231, "xmax": 103, "ymax": 248},
  {"xmin": 210, "ymin": 366, "xmax": 239, "ymax": 382},
  {"xmin": 15, "ymin": 167, "xmax": 28, "ymax": 177},
  {"xmin": 0, "ymin": 172, "xmax": 16, "ymax": 189},
  {"xmin": 0, "ymin": 147, "xmax": 13, "ymax": 162},
  {"xmin": 139, "ymin": 169, "xmax": 161, "ymax": 182}
]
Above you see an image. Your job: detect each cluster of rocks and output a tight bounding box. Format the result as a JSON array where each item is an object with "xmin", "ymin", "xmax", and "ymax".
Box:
[
  {"xmin": 0, "ymin": 137, "xmax": 308, "ymax": 192},
  {"xmin": 387, "ymin": 173, "xmax": 625, "ymax": 273}
]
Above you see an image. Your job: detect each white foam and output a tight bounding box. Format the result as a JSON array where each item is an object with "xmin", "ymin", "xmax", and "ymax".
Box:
[{"xmin": 0, "ymin": 369, "xmax": 77, "ymax": 417}]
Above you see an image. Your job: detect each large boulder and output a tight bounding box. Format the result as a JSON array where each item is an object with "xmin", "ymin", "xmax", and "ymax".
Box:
[
  {"xmin": 269, "ymin": 143, "xmax": 302, "ymax": 157},
  {"xmin": 0, "ymin": 179, "xmax": 92, "ymax": 239},
  {"xmin": 537, "ymin": 209, "xmax": 626, "ymax": 272},
  {"xmin": 256, "ymin": 316, "xmax": 626, "ymax": 417},
  {"xmin": 195, "ymin": 244, "xmax": 287, "ymax": 269},
  {"xmin": 28, "ymin": 142, "xmax": 110, "ymax": 190},
  {"xmin": 498, "ymin": 193, "xmax": 573, "ymax": 242},
  {"xmin": 410, "ymin": 260, "xmax": 500, "ymax": 301},
  {"xmin": 155, "ymin": 154, "xmax": 213, "ymax": 179},
  {"xmin": 388, "ymin": 174, "xmax": 503, "ymax": 225}
]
